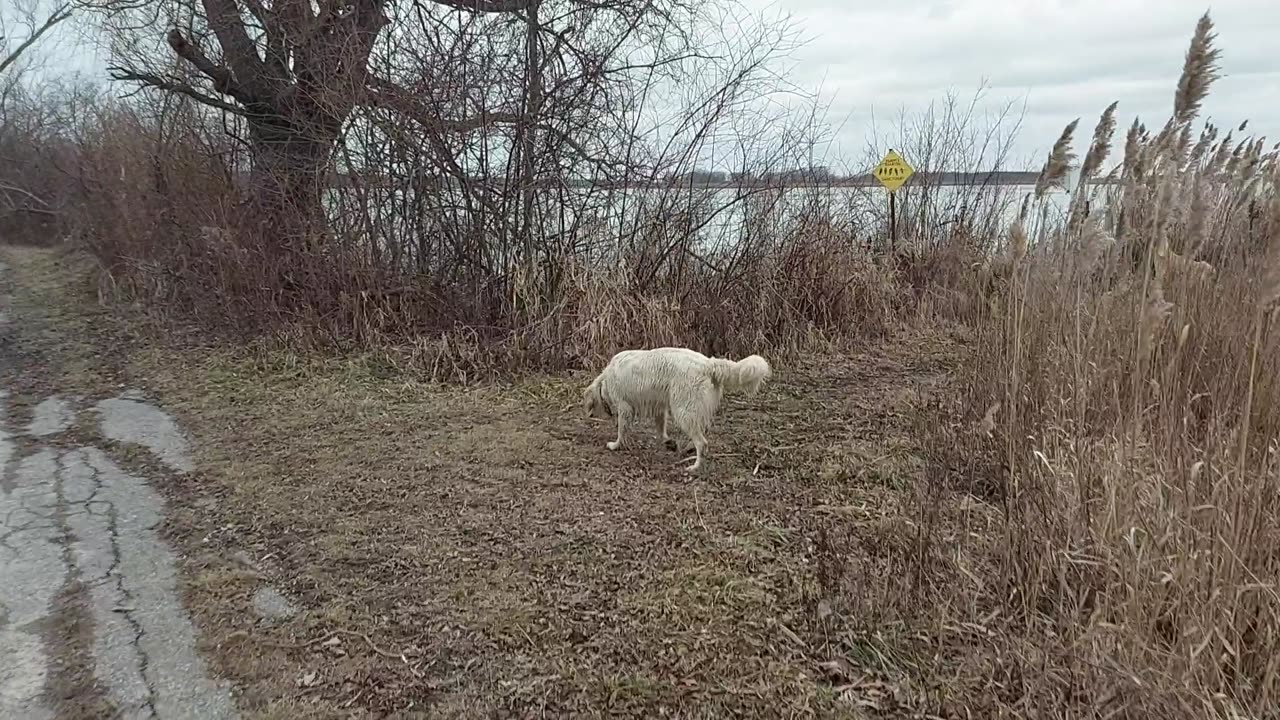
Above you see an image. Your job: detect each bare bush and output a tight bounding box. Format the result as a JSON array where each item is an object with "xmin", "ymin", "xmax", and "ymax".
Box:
[
  {"xmin": 28, "ymin": 0, "xmax": 997, "ymax": 372},
  {"xmin": 0, "ymin": 0, "xmax": 74, "ymax": 241}
]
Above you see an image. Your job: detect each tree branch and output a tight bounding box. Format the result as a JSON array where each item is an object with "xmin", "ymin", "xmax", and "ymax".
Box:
[
  {"xmin": 165, "ymin": 29, "xmax": 250, "ymax": 103},
  {"xmin": 429, "ymin": 0, "xmax": 536, "ymax": 13},
  {"xmin": 363, "ymin": 77, "xmax": 512, "ymax": 132},
  {"xmin": 0, "ymin": 181, "xmax": 52, "ymax": 209},
  {"xmin": 198, "ymin": 0, "xmax": 274, "ymax": 98},
  {"xmin": 365, "ymin": 78, "xmax": 610, "ymax": 167},
  {"xmin": 241, "ymin": 0, "xmax": 291, "ymax": 79},
  {"xmin": 0, "ymin": 3, "xmax": 72, "ymax": 76},
  {"xmin": 108, "ymin": 67, "xmax": 248, "ymax": 115}
]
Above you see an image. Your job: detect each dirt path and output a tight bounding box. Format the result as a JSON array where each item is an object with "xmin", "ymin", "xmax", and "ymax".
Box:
[
  {"xmin": 0, "ymin": 258, "xmax": 237, "ymax": 718},
  {"xmin": 0, "ymin": 245, "xmax": 967, "ymax": 717}
]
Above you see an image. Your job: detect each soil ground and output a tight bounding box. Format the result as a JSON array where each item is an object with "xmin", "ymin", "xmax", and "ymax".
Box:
[{"xmin": 1, "ymin": 243, "xmax": 969, "ymax": 718}]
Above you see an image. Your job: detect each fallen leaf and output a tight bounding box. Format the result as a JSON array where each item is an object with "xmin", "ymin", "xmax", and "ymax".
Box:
[
  {"xmin": 979, "ymin": 402, "xmax": 1000, "ymax": 437},
  {"xmin": 817, "ymin": 659, "xmax": 851, "ymax": 681},
  {"xmin": 816, "ymin": 599, "xmax": 833, "ymax": 622}
]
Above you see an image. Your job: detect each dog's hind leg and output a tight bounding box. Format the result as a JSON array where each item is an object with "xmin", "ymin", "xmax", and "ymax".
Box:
[
  {"xmin": 607, "ymin": 405, "xmax": 632, "ymax": 451},
  {"xmin": 684, "ymin": 426, "xmax": 709, "ymax": 472},
  {"xmin": 660, "ymin": 409, "xmax": 680, "ymax": 451},
  {"xmin": 670, "ymin": 403, "xmax": 710, "ymax": 471}
]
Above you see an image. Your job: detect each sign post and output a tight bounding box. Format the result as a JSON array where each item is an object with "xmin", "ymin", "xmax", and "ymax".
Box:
[{"xmin": 872, "ymin": 149, "xmax": 914, "ymax": 251}]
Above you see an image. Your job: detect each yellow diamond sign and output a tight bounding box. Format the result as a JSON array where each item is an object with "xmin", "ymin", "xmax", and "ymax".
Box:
[{"xmin": 873, "ymin": 149, "xmax": 914, "ymax": 192}]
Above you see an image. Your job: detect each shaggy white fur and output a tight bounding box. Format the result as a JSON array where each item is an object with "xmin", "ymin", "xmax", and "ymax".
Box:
[{"xmin": 582, "ymin": 347, "xmax": 772, "ymax": 471}]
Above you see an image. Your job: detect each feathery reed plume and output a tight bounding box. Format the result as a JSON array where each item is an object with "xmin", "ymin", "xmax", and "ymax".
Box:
[
  {"xmin": 1069, "ymin": 103, "xmax": 1121, "ymax": 235},
  {"xmin": 1162, "ymin": 247, "xmax": 1215, "ymax": 285},
  {"xmin": 1035, "ymin": 119, "xmax": 1079, "ymax": 199},
  {"xmin": 1139, "ymin": 285, "xmax": 1174, "ymax": 359},
  {"xmin": 1261, "ymin": 194, "xmax": 1280, "ymax": 309},
  {"xmin": 1242, "ymin": 140, "xmax": 1265, "ymax": 182},
  {"xmin": 1185, "ymin": 177, "xmax": 1211, "ymax": 257},
  {"xmin": 1225, "ymin": 138, "xmax": 1249, "ymax": 177},
  {"xmin": 1263, "ymin": 257, "xmax": 1280, "ymax": 311},
  {"xmin": 1240, "ymin": 189, "xmax": 1280, "ymax": 475},
  {"xmin": 1079, "ymin": 214, "xmax": 1116, "ymax": 272},
  {"xmin": 1206, "ymin": 131, "xmax": 1233, "ymax": 177},
  {"xmin": 1153, "ymin": 118, "xmax": 1181, "ymax": 160},
  {"xmin": 1080, "ymin": 102, "xmax": 1119, "ymax": 181},
  {"xmin": 1123, "ymin": 119, "xmax": 1147, "ymax": 180},
  {"xmin": 1175, "ymin": 122, "xmax": 1194, "ymax": 164},
  {"xmin": 1239, "ymin": 119, "xmax": 1249, "ymax": 132},
  {"xmin": 1141, "ymin": 241, "xmax": 1175, "ymax": 359},
  {"xmin": 1173, "ymin": 13, "xmax": 1221, "ymax": 126},
  {"xmin": 1163, "ymin": 322, "xmax": 1192, "ymax": 381},
  {"xmin": 1187, "ymin": 124, "xmax": 1215, "ymax": 172},
  {"xmin": 1008, "ymin": 219, "xmax": 1028, "ymax": 265},
  {"xmin": 1153, "ymin": 170, "xmax": 1179, "ymax": 238}
]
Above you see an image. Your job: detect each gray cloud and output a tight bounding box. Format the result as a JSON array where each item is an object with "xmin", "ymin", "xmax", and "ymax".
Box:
[
  {"xmin": 750, "ymin": 0, "xmax": 1279, "ymax": 169},
  {"xmin": 12, "ymin": 0, "xmax": 1275, "ymax": 174}
]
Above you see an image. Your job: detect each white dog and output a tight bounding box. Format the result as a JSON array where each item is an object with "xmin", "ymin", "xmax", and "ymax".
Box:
[{"xmin": 582, "ymin": 347, "xmax": 771, "ymax": 471}]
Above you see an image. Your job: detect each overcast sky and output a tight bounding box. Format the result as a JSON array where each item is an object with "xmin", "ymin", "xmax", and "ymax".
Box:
[
  {"xmin": 754, "ymin": 0, "xmax": 1279, "ymax": 169},
  {"xmin": 11, "ymin": 0, "xmax": 1276, "ymax": 173}
]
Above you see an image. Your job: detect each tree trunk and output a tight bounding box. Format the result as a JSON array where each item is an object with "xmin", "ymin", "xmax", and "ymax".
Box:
[{"xmin": 242, "ymin": 116, "xmax": 339, "ymax": 250}]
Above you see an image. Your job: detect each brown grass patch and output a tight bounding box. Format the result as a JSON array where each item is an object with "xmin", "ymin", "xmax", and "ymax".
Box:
[
  {"xmin": 130, "ymin": 332, "xmax": 961, "ymax": 717},
  {"xmin": 6, "ymin": 242, "xmax": 969, "ymax": 717}
]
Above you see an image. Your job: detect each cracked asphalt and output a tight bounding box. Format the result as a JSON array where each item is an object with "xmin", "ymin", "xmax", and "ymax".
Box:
[{"xmin": 0, "ymin": 262, "xmax": 237, "ymax": 718}]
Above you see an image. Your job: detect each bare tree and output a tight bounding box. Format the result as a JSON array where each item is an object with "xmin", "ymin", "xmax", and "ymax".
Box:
[{"xmin": 93, "ymin": 0, "xmax": 712, "ymax": 247}]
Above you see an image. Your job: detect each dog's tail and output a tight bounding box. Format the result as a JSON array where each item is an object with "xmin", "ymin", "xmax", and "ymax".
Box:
[{"xmin": 705, "ymin": 354, "xmax": 771, "ymax": 395}]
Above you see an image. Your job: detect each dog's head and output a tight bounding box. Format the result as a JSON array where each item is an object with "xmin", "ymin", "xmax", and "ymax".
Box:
[{"xmin": 582, "ymin": 380, "xmax": 612, "ymax": 419}]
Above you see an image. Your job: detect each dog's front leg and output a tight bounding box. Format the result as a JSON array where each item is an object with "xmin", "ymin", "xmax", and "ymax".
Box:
[{"xmin": 607, "ymin": 407, "xmax": 631, "ymax": 451}]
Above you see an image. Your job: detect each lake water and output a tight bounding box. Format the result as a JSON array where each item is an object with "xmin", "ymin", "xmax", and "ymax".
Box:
[{"xmin": 324, "ymin": 179, "xmax": 1079, "ymax": 270}]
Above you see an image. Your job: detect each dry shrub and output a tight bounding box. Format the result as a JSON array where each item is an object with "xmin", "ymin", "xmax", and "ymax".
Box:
[
  {"xmin": 63, "ymin": 100, "xmax": 940, "ymax": 377},
  {"xmin": 913, "ymin": 14, "xmax": 1280, "ymax": 716},
  {"xmin": 399, "ymin": 220, "xmax": 909, "ymax": 380}
]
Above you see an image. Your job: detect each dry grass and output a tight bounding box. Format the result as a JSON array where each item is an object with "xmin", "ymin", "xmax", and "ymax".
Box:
[
  {"xmin": 127, "ymin": 334, "xmax": 969, "ymax": 717},
  {"xmin": 1, "ymin": 243, "xmax": 968, "ymax": 717},
  {"xmin": 912, "ymin": 13, "xmax": 1280, "ymax": 718}
]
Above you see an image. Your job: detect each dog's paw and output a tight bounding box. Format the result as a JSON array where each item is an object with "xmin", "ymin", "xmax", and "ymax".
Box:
[{"xmin": 607, "ymin": 440, "xmax": 622, "ymax": 451}]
